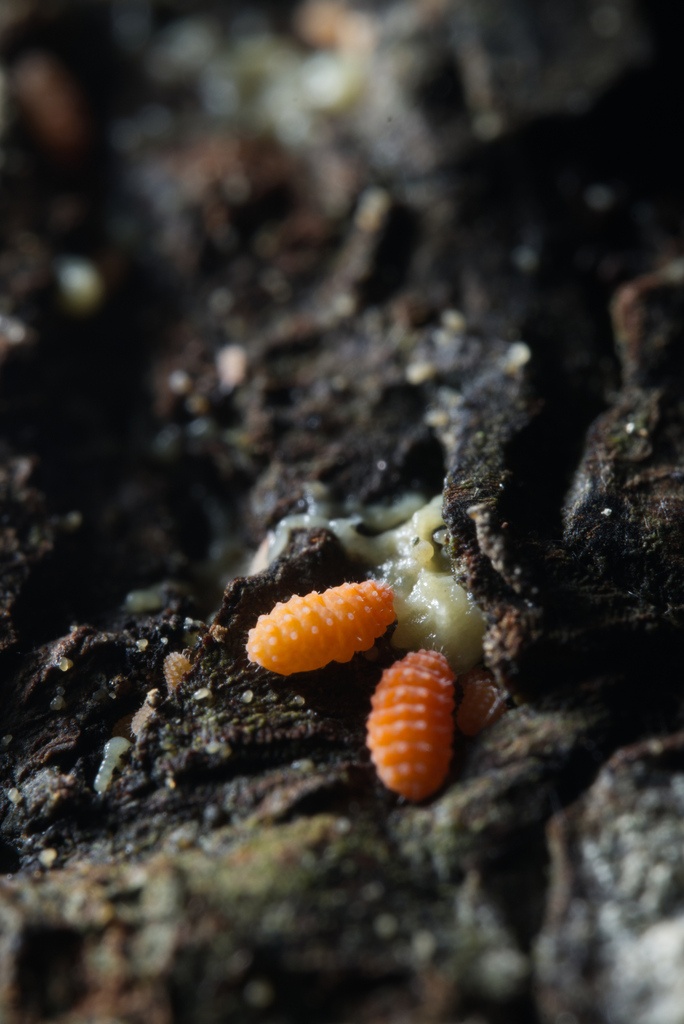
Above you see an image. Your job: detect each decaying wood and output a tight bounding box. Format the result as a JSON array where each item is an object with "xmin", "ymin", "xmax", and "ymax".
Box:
[{"xmin": 1, "ymin": 2, "xmax": 683, "ymax": 1022}]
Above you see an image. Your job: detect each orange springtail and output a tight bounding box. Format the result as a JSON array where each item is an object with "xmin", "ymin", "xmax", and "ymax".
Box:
[
  {"xmin": 246, "ymin": 580, "xmax": 395, "ymax": 675},
  {"xmin": 366, "ymin": 649, "xmax": 455, "ymax": 801}
]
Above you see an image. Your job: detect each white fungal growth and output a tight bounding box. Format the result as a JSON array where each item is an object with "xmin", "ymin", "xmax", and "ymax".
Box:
[
  {"xmin": 259, "ymin": 492, "xmax": 485, "ymax": 672},
  {"xmin": 94, "ymin": 736, "xmax": 131, "ymax": 794}
]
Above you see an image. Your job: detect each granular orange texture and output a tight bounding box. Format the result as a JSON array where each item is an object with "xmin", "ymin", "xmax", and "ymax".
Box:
[
  {"xmin": 163, "ymin": 652, "xmax": 192, "ymax": 690},
  {"xmin": 366, "ymin": 649, "xmax": 455, "ymax": 802},
  {"xmin": 456, "ymin": 667, "xmax": 507, "ymax": 736},
  {"xmin": 246, "ymin": 580, "xmax": 395, "ymax": 675}
]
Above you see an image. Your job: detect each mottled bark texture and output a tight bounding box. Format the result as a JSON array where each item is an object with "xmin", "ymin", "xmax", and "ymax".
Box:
[{"xmin": 2, "ymin": 1, "xmax": 684, "ymax": 1023}]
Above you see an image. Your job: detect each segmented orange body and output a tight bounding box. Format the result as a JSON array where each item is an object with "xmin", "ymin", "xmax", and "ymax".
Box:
[
  {"xmin": 246, "ymin": 580, "xmax": 395, "ymax": 675},
  {"xmin": 366, "ymin": 649, "xmax": 455, "ymax": 802},
  {"xmin": 164, "ymin": 652, "xmax": 192, "ymax": 690},
  {"xmin": 456, "ymin": 668, "xmax": 507, "ymax": 736}
]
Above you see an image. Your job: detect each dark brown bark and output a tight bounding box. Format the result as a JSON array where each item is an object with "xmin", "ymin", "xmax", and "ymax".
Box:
[{"xmin": 1, "ymin": 2, "xmax": 683, "ymax": 1022}]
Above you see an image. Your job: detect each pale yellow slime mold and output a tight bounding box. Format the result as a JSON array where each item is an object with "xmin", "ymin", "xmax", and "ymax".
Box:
[{"xmin": 262, "ymin": 493, "xmax": 485, "ymax": 672}]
